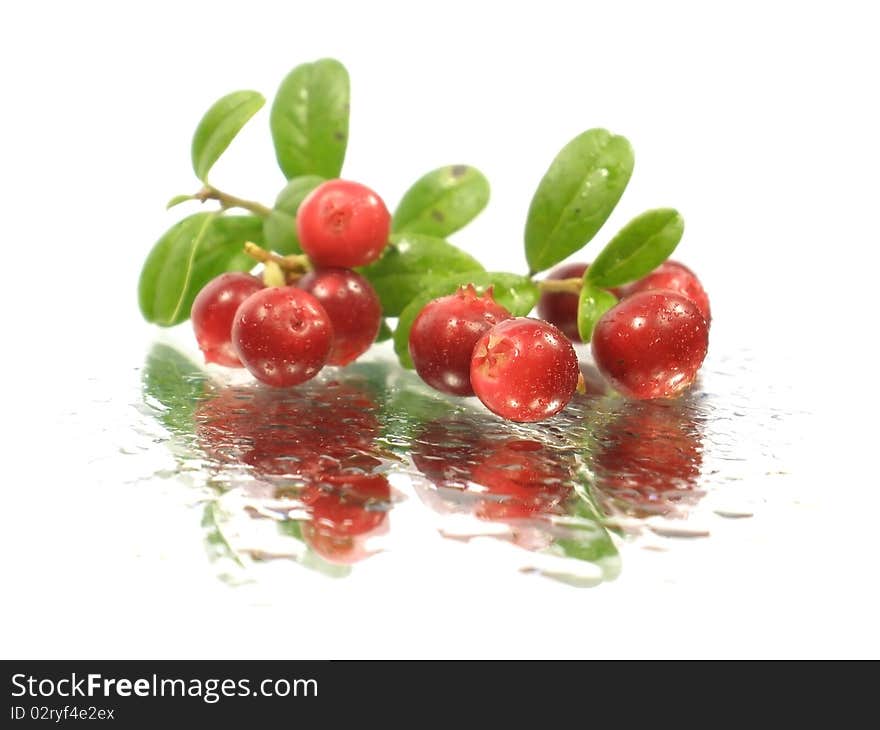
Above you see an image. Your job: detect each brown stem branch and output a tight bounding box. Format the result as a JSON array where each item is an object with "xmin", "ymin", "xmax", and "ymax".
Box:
[{"xmin": 195, "ymin": 186, "xmax": 272, "ymax": 218}]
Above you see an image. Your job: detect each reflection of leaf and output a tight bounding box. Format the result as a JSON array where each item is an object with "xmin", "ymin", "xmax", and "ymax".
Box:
[
  {"xmin": 549, "ymin": 471, "xmax": 621, "ymax": 582},
  {"xmin": 202, "ymin": 501, "xmax": 245, "ymax": 568},
  {"xmin": 141, "ymin": 343, "xmax": 209, "ymax": 436},
  {"xmin": 378, "ymin": 386, "xmax": 459, "ymax": 454}
]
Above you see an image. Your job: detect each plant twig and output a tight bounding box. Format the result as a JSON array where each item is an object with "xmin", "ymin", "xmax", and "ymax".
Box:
[
  {"xmin": 195, "ymin": 186, "xmax": 272, "ymax": 218},
  {"xmin": 243, "ymin": 242, "xmax": 311, "ymax": 273},
  {"xmin": 536, "ymin": 277, "xmax": 583, "ymax": 294}
]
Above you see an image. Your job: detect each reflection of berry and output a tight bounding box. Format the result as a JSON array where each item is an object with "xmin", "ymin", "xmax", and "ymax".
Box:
[
  {"xmin": 301, "ymin": 474, "xmax": 391, "ymax": 564},
  {"xmin": 231, "ymin": 287, "xmax": 333, "ymax": 387},
  {"xmin": 591, "ymin": 402, "xmax": 703, "ymax": 517},
  {"xmin": 591, "ymin": 291, "xmax": 708, "ymax": 400},
  {"xmin": 470, "ymin": 318, "xmax": 579, "ymax": 422},
  {"xmin": 409, "ymin": 285, "xmax": 511, "ymax": 396},
  {"xmin": 411, "ymin": 419, "xmax": 573, "ymax": 525},
  {"xmin": 191, "ymin": 273, "xmax": 263, "ymax": 366},
  {"xmin": 296, "ymin": 180, "xmax": 390, "ymax": 267},
  {"xmin": 471, "ymin": 439, "xmax": 571, "ymax": 521},
  {"xmin": 194, "ymin": 380, "xmax": 389, "ymax": 566},
  {"xmin": 301, "ymin": 474, "xmax": 391, "ymax": 536},
  {"xmin": 621, "ymin": 260, "xmax": 711, "ymax": 324},
  {"xmin": 536, "ymin": 262, "xmax": 621, "ymax": 342},
  {"xmin": 298, "ymin": 268, "xmax": 382, "ymax": 366},
  {"xmin": 196, "ymin": 382, "xmax": 381, "ymax": 477}
]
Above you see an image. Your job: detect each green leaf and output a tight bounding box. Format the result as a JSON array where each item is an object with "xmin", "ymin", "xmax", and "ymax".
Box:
[
  {"xmin": 576, "ymin": 282, "xmax": 618, "ymax": 342},
  {"xmin": 392, "ymin": 165, "xmax": 490, "ymax": 237},
  {"xmin": 359, "ymin": 233, "xmax": 484, "ymax": 316},
  {"xmin": 586, "ymin": 208, "xmax": 684, "ymax": 288},
  {"xmin": 375, "ymin": 319, "xmax": 393, "ymax": 343},
  {"xmin": 262, "ymin": 175, "xmax": 324, "ymax": 254},
  {"xmin": 166, "ymin": 194, "xmax": 194, "ymax": 210},
  {"xmin": 191, "ymin": 90, "xmax": 265, "ymax": 182},
  {"xmin": 394, "ymin": 272, "xmax": 539, "ymax": 369},
  {"xmin": 138, "ymin": 213, "xmax": 263, "ymax": 326},
  {"xmin": 270, "ymin": 59, "xmax": 349, "ymax": 179},
  {"xmin": 525, "ymin": 128, "xmax": 634, "ymax": 273}
]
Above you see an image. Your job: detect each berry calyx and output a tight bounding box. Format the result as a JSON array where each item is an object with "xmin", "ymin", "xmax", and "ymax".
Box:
[
  {"xmin": 231, "ymin": 287, "xmax": 333, "ymax": 387},
  {"xmin": 470, "ymin": 317, "xmax": 579, "ymax": 422},
  {"xmin": 191, "ymin": 272, "xmax": 263, "ymax": 366},
  {"xmin": 591, "ymin": 290, "xmax": 709, "ymax": 400},
  {"xmin": 297, "ymin": 268, "xmax": 382, "ymax": 366},
  {"xmin": 621, "ymin": 260, "xmax": 711, "ymax": 324},
  {"xmin": 409, "ymin": 285, "xmax": 512, "ymax": 396},
  {"xmin": 296, "ymin": 179, "xmax": 391, "ymax": 268},
  {"xmin": 537, "ymin": 262, "xmax": 621, "ymax": 342}
]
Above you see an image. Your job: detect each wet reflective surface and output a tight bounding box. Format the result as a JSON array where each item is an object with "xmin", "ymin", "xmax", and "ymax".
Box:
[{"xmin": 130, "ymin": 338, "xmax": 806, "ymax": 588}]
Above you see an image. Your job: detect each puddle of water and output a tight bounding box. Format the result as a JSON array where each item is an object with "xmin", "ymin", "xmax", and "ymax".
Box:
[{"xmin": 122, "ymin": 340, "xmax": 805, "ymax": 588}]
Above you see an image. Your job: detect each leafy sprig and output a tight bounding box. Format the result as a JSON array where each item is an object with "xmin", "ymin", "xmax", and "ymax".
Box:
[{"xmin": 139, "ymin": 57, "xmax": 685, "ymax": 360}]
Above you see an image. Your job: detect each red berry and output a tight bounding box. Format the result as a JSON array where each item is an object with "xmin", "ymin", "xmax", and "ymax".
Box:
[
  {"xmin": 536, "ymin": 262, "xmax": 587, "ymax": 342},
  {"xmin": 296, "ymin": 179, "xmax": 390, "ymax": 268},
  {"xmin": 470, "ymin": 317, "xmax": 579, "ymax": 422},
  {"xmin": 231, "ymin": 287, "xmax": 333, "ymax": 387},
  {"xmin": 622, "ymin": 260, "xmax": 711, "ymax": 324},
  {"xmin": 591, "ymin": 290, "xmax": 709, "ymax": 400},
  {"xmin": 409, "ymin": 285, "xmax": 512, "ymax": 396},
  {"xmin": 297, "ymin": 268, "xmax": 382, "ymax": 366},
  {"xmin": 190, "ymin": 272, "xmax": 263, "ymax": 366},
  {"xmin": 537, "ymin": 262, "xmax": 622, "ymax": 342}
]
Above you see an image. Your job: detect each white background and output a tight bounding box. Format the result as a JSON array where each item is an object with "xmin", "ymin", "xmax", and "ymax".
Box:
[{"xmin": 1, "ymin": 1, "xmax": 878, "ymax": 658}]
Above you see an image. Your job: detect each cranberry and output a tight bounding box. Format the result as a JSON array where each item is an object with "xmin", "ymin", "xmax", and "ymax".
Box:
[
  {"xmin": 231, "ymin": 287, "xmax": 333, "ymax": 387},
  {"xmin": 591, "ymin": 290, "xmax": 708, "ymax": 400},
  {"xmin": 190, "ymin": 272, "xmax": 263, "ymax": 366},
  {"xmin": 470, "ymin": 317, "xmax": 579, "ymax": 422},
  {"xmin": 409, "ymin": 285, "xmax": 512, "ymax": 396},
  {"xmin": 537, "ymin": 262, "xmax": 622, "ymax": 342},
  {"xmin": 297, "ymin": 268, "xmax": 382, "ymax": 366},
  {"xmin": 622, "ymin": 260, "xmax": 711, "ymax": 324},
  {"xmin": 296, "ymin": 179, "xmax": 390, "ymax": 268}
]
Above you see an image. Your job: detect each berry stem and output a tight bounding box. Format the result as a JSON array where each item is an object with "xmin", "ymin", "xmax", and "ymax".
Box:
[
  {"xmin": 244, "ymin": 241, "xmax": 312, "ymax": 274},
  {"xmin": 195, "ymin": 185, "xmax": 272, "ymax": 218},
  {"xmin": 262, "ymin": 261, "xmax": 286, "ymax": 287},
  {"xmin": 536, "ymin": 277, "xmax": 583, "ymax": 294}
]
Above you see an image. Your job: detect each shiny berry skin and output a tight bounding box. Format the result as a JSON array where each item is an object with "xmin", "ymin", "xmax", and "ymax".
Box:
[
  {"xmin": 470, "ymin": 317, "xmax": 580, "ymax": 422},
  {"xmin": 297, "ymin": 268, "xmax": 382, "ymax": 366},
  {"xmin": 537, "ymin": 262, "xmax": 621, "ymax": 342},
  {"xmin": 190, "ymin": 272, "xmax": 263, "ymax": 366},
  {"xmin": 622, "ymin": 260, "xmax": 711, "ymax": 324},
  {"xmin": 296, "ymin": 180, "xmax": 390, "ymax": 268},
  {"xmin": 591, "ymin": 290, "xmax": 709, "ymax": 400},
  {"xmin": 231, "ymin": 287, "xmax": 333, "ymax": 387},
  {"xmin": 409, "ymin": 285, "xmax": 512, "ymax": 396}
]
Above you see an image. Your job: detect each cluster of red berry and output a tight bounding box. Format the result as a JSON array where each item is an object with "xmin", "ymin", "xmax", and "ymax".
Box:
[
  {"xmin": 192, "ymin": 179, "xmax": 388, "ymax": 385},
  {"xmin": 192, "ymin": 177, "xmax": 711, "ymax": 423},
  {"xmin": 409, "ymin": 259, "xmax": 709, "ymax": 423}
]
